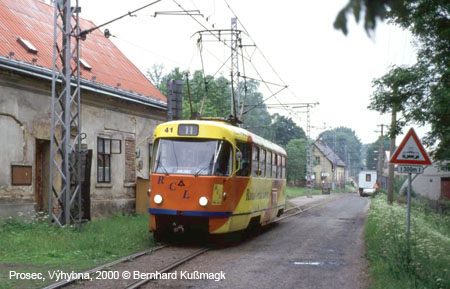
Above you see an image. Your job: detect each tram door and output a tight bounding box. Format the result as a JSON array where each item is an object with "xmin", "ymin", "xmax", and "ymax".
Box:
[{"xmin": 80, "ymin": 149, "xmax": 92, "ymax": 220}]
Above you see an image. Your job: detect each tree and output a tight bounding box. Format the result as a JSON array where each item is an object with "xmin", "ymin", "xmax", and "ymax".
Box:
[
  {"xmin": 155, "ymin": 68, "xmax": 231, "ymax": 120},
  {"xmin": 146, "ymin": 63, "xmax": 165, "ymax": 90},
  {"xmin": 270, "ymin": 114, "xmax": 306, "ymax": 147},
  {"xmin": 338, "ymin": 0, "xmax": 450, "ymax": 170},
  {"xmin": 365, "ymin": 136, "xmax": 390, "ymax": 171},
  {"xmin": 318, "ymin": 127, "xmax": 363, "ymax": 177},
  {"xmin": 241, "ymin": 81, "xmax": 273, "ymax": 140},
  {"xmin": 369, "ymin": 66, "xmax": 422, "ymax": 134},
  {"xmin": 334, "ymin": 0, "xmax": 409, "ymax": 35},
  {"xmin": 154, "ymin": 68, "xmax": 306, "ymax": 149},
  {"xmin": 286, "ymin": 138, "xmax": 307, "ymax": 183}
]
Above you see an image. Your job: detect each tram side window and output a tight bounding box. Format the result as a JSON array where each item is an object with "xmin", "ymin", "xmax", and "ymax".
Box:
[
  {"xmin": 236, "ymin": 142, "xmax": 252, "ymax": 177},
  {"xmin": 259, "ymin": 148, "xmax": 266, "ymax": 178},
  {"xmin": 272, "ymin": 153, "xmax": 277, "ymax": 178},
  {"xmin": 252, "ymin": 145, "xmax": 259, "ymax": 177},
  {"xmin": 277, "ymin": 155, "xmax": 282, "ymax": 179},
  {"xmin": 266, "ymin": 151, "xmax": 272, "ymax": 178},
  {"xmin": 282, "ymin": 156, "xmax": 286, "ymax": 179}
]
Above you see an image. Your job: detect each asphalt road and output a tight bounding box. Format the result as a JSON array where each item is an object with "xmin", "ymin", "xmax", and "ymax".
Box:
[{"xmin": 147, "ymin": 193, "xmax": 371, "ymax": 289}]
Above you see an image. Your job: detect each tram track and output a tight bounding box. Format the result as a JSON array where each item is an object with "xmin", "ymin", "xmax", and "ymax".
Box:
[
  {"xmin": 274, "ymin": 195, "xmax": 336, "ymax": 223},
  {"xmin": 124, "ymin": 247, "xmax": 210, "ymax": 289},
  {"xmin": 42, "ymin": 195, "xmax": 336, "ymax": 289},
  {"xmin": 41, "ymin": 245, "xmax": 168, "ymax": 289}
]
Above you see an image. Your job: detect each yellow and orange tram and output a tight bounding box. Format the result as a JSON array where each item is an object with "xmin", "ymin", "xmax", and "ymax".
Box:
[{"xmin": 148, "ymin": 120, "xmax": 287, "ymax": 239}]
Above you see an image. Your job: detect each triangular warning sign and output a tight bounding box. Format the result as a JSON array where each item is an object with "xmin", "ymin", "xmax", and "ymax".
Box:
[{"xmin": 390, "ymin": 128, "xmax": 432, "ymax": 165}]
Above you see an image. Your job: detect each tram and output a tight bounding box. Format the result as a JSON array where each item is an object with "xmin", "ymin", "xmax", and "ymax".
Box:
[{"xmin": 148, "ymin": 120, "xmax": 287, "ymax": 239}]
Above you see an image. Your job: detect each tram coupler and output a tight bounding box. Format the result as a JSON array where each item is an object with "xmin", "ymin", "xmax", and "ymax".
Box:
[{"xmin": 172, "ymin": 223, "xmax": 185, "ymax": 234}]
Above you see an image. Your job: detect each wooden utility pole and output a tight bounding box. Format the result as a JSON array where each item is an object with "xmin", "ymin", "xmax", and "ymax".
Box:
[
  {"xmin": 388, "ymin": 109, "xmax": 397, "ymax": 204},
  {"xmin": 376, "ymin": 124, "xmax": 385, "ymax": 187}
]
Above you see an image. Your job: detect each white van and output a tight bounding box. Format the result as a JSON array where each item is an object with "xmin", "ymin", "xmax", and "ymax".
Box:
[{"xmin": 358, "ymin": 170, "xmax": 377, "ymax": 196}]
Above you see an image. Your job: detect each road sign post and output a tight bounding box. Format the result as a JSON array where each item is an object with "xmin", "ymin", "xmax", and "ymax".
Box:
[
  {"xmin": 406, "ymin": 172, "xmax": 412, "ymax": 233},
  {"xmin": 390, "ymin": 128, "xmax": 431, "ymax": 234}
]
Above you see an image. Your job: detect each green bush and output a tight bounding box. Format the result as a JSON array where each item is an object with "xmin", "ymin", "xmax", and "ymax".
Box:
[{"xmin": 366, "ymin": 196, "xmax": 450, "ymax": 289}]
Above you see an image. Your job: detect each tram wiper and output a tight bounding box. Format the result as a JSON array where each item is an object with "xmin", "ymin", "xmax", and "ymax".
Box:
[
  {"xmin": 156, "ymin": 159, "xmax": 169, "ymax": 175},
  {"xmin": 194, "ymin": 155, "xmax": 214, "ymax": 177}
]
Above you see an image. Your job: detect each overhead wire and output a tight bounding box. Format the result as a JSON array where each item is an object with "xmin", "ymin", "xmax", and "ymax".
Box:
[
  {"xmin": 173, "ymin": 0, "xmax": 286, "ymax": 91},
  {"xmin": 239, "ymin": 43, "xmax": 248, "ymax": 118},
  {"xmin": 173, "ymin": 0, "xmax": 296, "ymax": 121},
  {"xmin": 218, "ymin": 1, "xmax": 299, "ymax": 121},
  {"xmin": 198, "ymin": 39, "xmax": 209, "ymax": 115},
  {"xmin": 222, "ymin": 0, "xmax": 302, "ymax": 102}
]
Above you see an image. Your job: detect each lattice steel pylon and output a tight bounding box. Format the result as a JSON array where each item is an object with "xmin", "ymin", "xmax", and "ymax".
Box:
[
  {"xmin": 49, "ymin": 0, "xmax": 82, "ymax": 226},
  {"xmin": 230, "ymin": 17, "xmax": 241, "ymax": 121},
  {"xmin": 306, "ymin": 105, "xmax": 312, "ymax": 197},
  {"xmin": 292, "ymin": 103, "xmax": 318, "ymax": 198}
]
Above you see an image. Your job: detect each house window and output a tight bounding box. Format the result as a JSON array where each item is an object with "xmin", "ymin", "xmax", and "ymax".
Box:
[
  {"xmin": 97, "ymin": 137, "xmax": 111, "ymax": 183},
  {"xmin": 315, "ymin": 156, "xmax": 320, "ymax": 164},
  {"xmin": 366, "ymin": 174, "xmax": 371, "ymax": 182}
]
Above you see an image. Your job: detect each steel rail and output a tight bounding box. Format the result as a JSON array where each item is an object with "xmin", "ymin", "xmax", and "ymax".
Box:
[
  {"xmin": 273, "ymin": 198, "xmax": 336, "ymax": 223},
  {"xmin": 124, "ymin": 247, "xmax": 210, "ymax": 289},
  {"xmin": 41, "ymin": 245, "xmax": 168, "ymax": 289},
  {"xmin": 42, "ymin": 197, "xmax": 335, "ymax": 289}
]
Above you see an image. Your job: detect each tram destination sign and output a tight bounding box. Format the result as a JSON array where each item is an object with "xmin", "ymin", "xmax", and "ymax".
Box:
[{"xmin": 398, "ymin": 165, "xmax": 424, "ymax": 174}]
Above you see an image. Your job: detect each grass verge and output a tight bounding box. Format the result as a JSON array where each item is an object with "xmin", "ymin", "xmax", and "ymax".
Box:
[
  {"xmin": 286, "ymin": 184, "xmax": 355, "ymax": 198},
  {"xmin": 285, "ymin": 186, "xmax": 323, "ymax": 198},
  {"xmin": 365, "ymin": 194, "xmax": 450, "ymax": 289},
  {"xmin": 0, "ymin": 213, "xmax": 155, "ymax": 288}
]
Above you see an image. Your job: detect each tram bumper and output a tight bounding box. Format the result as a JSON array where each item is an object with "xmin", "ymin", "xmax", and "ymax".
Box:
[{"xmin": 149, "ymin": 208, "xmax": 232, "ymax": 234}]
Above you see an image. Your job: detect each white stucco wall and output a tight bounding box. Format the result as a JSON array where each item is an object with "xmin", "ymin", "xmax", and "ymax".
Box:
[
  {"xmin": 411, "ymin": 163, "xmax": 450, "ymax": 200},
  {"xmin": 0, "ymin": 72, "xmax": 166, "ymax": 218}
]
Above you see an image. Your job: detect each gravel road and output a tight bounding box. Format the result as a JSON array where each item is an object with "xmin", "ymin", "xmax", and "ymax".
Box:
[{"xmin": 144, "ymin": 193, "xmax": 370, "ymax": 289}]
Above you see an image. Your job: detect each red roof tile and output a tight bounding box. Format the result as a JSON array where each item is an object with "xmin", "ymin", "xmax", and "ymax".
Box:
[{"xmin": 0, "ymin": 0, "xmax": 166, "ymax": 102}]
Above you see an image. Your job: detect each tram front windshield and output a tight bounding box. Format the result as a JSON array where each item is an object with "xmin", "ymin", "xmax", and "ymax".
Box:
[{"xmin": 153, "ymin": 139, "xmax": 232, "ymax": 176}]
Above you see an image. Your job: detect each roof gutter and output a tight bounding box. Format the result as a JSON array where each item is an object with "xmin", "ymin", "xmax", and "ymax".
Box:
[{"xmin": 0, "ymin": 56, "xmax": 167, "ymax": 110}]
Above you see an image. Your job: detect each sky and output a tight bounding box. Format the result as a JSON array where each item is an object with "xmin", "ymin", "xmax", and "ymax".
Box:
[{"xmin": 74, "ymin": 0, "xmax": 429, "ymax": 146}]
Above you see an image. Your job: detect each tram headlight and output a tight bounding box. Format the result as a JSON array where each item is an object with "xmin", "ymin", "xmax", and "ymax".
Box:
[
  {"xmin": 199, "ymin": 196, "xmax": 208, "ymax": 207},
  {"xmin": 154, "ymin": 194, "xmax": 163, "ymax": 205}
]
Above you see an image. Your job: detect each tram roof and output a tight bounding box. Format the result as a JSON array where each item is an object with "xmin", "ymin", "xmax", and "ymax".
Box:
[{"xmin": 156, "ymin": 120, "xmax": 286, "ymax": 155}]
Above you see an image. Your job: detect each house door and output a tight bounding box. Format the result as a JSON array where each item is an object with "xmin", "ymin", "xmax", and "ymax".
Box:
[
  {"xmin": 80, "ymin": 149, "xmax": 92, "ymax": 220},
  {"xmin": 441, "ymin": 177, "xmax": 450, "ymax": 200},
  {"xmin": 35, "ymin": 139, "xmax": 50, "ymax": 212}
]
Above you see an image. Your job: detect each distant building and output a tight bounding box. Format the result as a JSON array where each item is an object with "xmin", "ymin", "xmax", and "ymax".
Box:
[
  {"xmin": 410, "ymin": 162, "xmax": 450, "ymax": 201},
  {"xmin": 312, "ymin": 141, "xmax": 346, "ymax": 189},
  {"xmin": 0, "ymin": 0, "xmax": 166, "ymax": 218}
]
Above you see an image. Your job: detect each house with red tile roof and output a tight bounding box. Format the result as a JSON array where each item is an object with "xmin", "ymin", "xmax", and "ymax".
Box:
[{"xmin": 0, "ymin": 0, "xmax": 167, "ymax": 218}]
